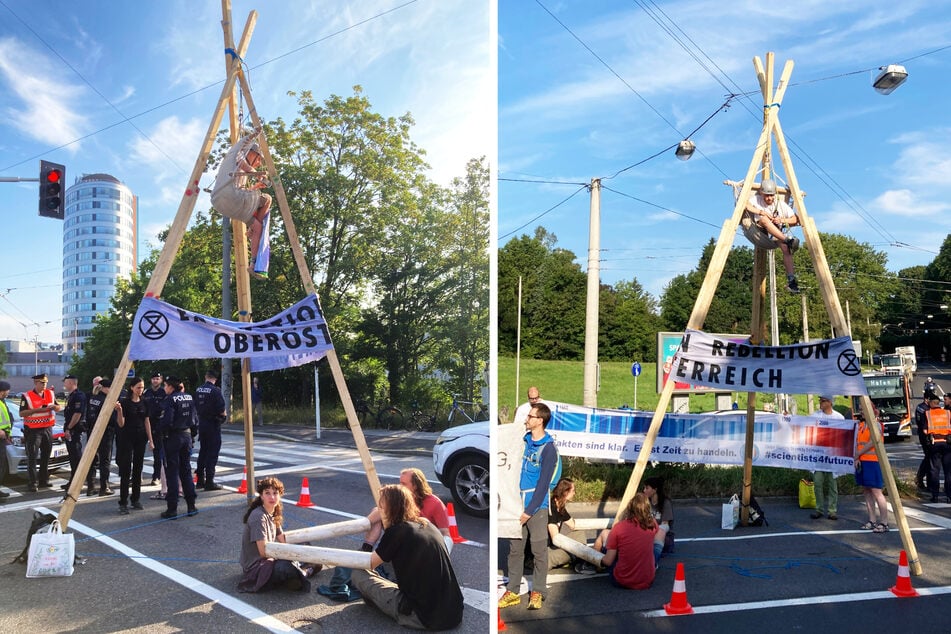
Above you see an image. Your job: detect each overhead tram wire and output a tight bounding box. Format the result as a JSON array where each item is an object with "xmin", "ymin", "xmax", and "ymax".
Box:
[
  {"xmin": 0, "ymin": 0, "xmax": 421, "ymax": 173},
  {"xmin": 633, "ymin": 0, "xmax": 922, "ymax": 249},
  {"xmin": 600, "ymin": 184, "xmax": 720, "ymax": 229},
  {"xmin": 498, "ymin": 184, "xmax": 589, "ymax": 241},
  {"xmin": 0, "ymin": 0, "xmax": 186, "ymax": 174}
]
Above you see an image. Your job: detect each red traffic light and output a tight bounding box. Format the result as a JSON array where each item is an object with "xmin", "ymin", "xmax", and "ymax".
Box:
[{"xmin": 46, "ymin": 169, "xmax": 62, "ymax": 184}]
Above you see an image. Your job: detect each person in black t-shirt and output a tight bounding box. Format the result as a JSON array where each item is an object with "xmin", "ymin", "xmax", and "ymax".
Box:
[
  {"xmin": 350, "ymin": 484, "xmax": 464, "ymax": 630},
  {"xmin": 115, "ymin": 377, "xmax": 154, "ymax": 514},
  {"xmin": 61, "ymin": 375, "xmax": 86, "ymax": 493}
]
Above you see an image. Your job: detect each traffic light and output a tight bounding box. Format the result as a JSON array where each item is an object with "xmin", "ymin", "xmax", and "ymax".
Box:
[{"xmin": 39, "ymin": 160, "xmax": 65, "ymax": 220}]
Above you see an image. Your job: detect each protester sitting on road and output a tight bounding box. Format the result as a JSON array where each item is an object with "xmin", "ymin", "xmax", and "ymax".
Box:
[
  {"xmin": 854, "ymin": 409, "xmax": 889, "ymax": 533},
  {"xmin": 238, "ymin": 476, "xmax": 318, "ymax": 593},
  {"xmin": 600, "ymin": 492, "xmax": 658, "ymax": 589},
  {"xmin": 350, "ymin": 484, "xmax": 464, "ymax": 630},
  {"xmin": 642, "ymin": 476, "xmax": 674, "ymax": 566},
  {"xmin": 319, "ymin": 467, "xmax": 453, "ymax": 602},
  {"xmin": 546, "ymin": 477, "xmax": 581, "ymax": 569}
]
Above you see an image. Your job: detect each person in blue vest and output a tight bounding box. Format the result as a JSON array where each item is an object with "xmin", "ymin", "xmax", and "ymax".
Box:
[
  {"xmin": 0, "ymin": 381, "xmax": 14, "ymax": 498},
  {"xmin": 158, "ymin": 376, "xmax": 198, "ymax": 519},
  {"xmin": 500, "ymin": 402, "xmax": 560, "ymax": 612},
  {"xmin": 194, "ymin": 369, "xmax": 226, "ymax": 491}
]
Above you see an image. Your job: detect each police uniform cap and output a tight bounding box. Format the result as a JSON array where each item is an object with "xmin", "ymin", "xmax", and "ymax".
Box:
[
  {"xmin": 32, "ymin": 373, "xmax": 48, "ymax": 382},
  {"xmin": 0, "ymin": 381, "xmax": 10, "ymax": 391},
  {"xmin": 165, "ymin": 375, "xmax": 183, "ymax": 388},
  {"xmin": 64, "ymin": 374, "xmax": 77, "ymax": 381},
  {"xmin": 151, "ymin": 371, "xmax": 163, "ymax": 379},
  {"xmin": 924, "ymin": 390, "xmax": 936, "ymax": 400}
]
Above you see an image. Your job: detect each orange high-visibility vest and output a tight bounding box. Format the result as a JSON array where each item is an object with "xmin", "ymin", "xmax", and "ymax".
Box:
[
  {"xmin": 926, "ymin": 407, "xmax": 951, "ymax": 443},
  {"xmin": 22, "ymin": 389, "xmax": 56, "ymax": 429}
]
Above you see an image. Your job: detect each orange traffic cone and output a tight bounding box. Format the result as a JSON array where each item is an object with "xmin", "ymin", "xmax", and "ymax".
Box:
[
  {"xmin": 664, "ymin": 562, "xmax": 694, "ymax": 615},
  {"xmin": 497, "ymin": 607, "xmax": 507, "ymax": 631},
  {"xmin": 446, "ymin": 502, "xmax": 466, "ymax": 544},
  {"xmin": 237, "ymin": 467, "xmax": 248, "ymax": 494},
  {"xmin": 890, "ymin": 550, "xmax": 919, "ymax": 597},
  {"xmin": 296, "ymin": 477, "xmax": 313, "ymax": 507}
]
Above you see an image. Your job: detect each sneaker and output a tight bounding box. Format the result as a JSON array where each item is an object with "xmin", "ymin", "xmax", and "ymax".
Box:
[
  {"xmin": 0, "ymin": 490, "xmax": 9, "ymax": 498},
  {"xmin": 119, "ymin": 505, "xmax": 130, "ymax": 515},
  {"xmin": 161, "ymin": 510, "xmax": 179, "ymax": 520},
  {"xmin": 809, "ymin": 511, "xmax": 823, "ymax": 519},
  {"xmin": 827, "ymin": 513, "xmax": 838, "ymax": 521},
  {"xmin": 150, "ymin": 478, "xmax": 158, "ymax": 486},
  {"xmin": 186, "ymin": 506, "xmax": 199, "ymax": 517},
  {"xmin": 574, "ymin": 561, "xmax": 598, "ymax": 575},
  {"xmin": 527, "ymin": 591, "xmax": 543, "ymax": 610},
  {"xmin": 27, "ymin": 484, "xmax": 38, "ymax": 492},
  {"xmin": 131, "ymin": 502, "xmax": 144, "ymax": 510},
  {"xmin": 99, "ymin": 488, "xmax": 115, "ymax": 496},
  {"xmin": 498, "ymin": 590, "xmax": 521, "ymax": 609},
  {"xmin": 203, "ymin": 483, "xmax": 223, "ymax": 491},
  {"xmin": 785, "ymin": 236, "xmax": 800, "ymax": 253},
  {"xmin": 786, "ymin": 276, "xmax": 800, "ymax": 294},
  {"xmin": 86, "ymin": 486, "xmax": 97, "ymax": 497}
]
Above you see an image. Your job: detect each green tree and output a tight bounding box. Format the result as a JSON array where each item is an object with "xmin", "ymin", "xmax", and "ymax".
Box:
[
  {"xmin": 599, "ymin": 279, "xmax": 661, "ymax": 362},
  {"xmin": 434, "ymin": 157, "xmax": 490, "ymax": 402}
]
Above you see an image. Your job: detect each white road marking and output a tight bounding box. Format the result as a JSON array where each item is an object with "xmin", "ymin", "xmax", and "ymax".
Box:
[{"xmin": 35, "ymin": 506, "xmax": 301, "ymax": 634}]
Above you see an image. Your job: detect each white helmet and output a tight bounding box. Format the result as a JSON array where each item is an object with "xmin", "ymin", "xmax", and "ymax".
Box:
[{"xmin": 760, "ymin": 179, "xmax": 777, "ymax": 195}]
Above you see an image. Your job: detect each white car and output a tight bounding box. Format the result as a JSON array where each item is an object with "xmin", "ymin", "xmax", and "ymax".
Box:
[
  {"xmin": 4, "ymin": 398, "xmax": 70, "ymax": 478},
  {"xmin": 433, "ymin": 421, "xmax": 489, "ymax": 518}
]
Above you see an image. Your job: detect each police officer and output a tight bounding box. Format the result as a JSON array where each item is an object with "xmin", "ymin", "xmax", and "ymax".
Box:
[
  {"xmin": 0, "ymin": 380, "xmax": 14, "ymax": 498},
  {"xmin": 20, "ymin": 373, "xmax": 61, "ymax": 492},
  {"xmin": 194, "ymin": 369, "xmax": 226, "ymax": 491},
  {"xmin": 159, "ymin": 376, "xmax": 198, "ymax": 519},
  {"xmin": 924, "ymin": 393, "xmax": 951, "ymax": 503},
  {"xmin": 142, "ymin": 372, "xmax": 166, "ymax": 486},
  {"xmin": 61, "ymin": 375, "xmax": 87, "ymax": 492},
  {"xmin": 915, "ymin": 391, "xmax": 935, "ymax": 491},
  {"xmin": 86, "ymin": 379, "xmax": 120, "ymax": 496}
]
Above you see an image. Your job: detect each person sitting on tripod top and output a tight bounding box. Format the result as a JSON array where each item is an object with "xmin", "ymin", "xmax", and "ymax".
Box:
[
  {"xmin": 211, "ymin": 132, "xmax": 272, "ymax": 277},
  {"xmin": 743, "ymin": 178, "xmax": 801, "ymax": 293}
]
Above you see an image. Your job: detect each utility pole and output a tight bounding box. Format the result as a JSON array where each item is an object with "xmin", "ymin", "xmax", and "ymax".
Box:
[{"xmin": 582, "ymin": 178, "xmax": 601, "ymax": 408}]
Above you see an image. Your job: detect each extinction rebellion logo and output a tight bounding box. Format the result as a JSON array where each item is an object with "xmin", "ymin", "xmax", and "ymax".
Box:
[
  {"xmin": 138, "ymin": 310, "xmax": 169, "ymax": 341},
  {"xmin": 837, "ymin": 349, "xmax": 861, "ymax": 376}
]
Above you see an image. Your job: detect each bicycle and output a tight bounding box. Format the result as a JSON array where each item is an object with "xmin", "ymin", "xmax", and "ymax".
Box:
[
  {"xmin": 408, "ymin": 401, "xmax": 437, "ymax": 432},
  {"xmin": 353, "ymin": 399, "xmax": 404, "ymax": 430},
  {"xmin": 446, "ymin": 395, "xmax": 489, "ymax": 425}
]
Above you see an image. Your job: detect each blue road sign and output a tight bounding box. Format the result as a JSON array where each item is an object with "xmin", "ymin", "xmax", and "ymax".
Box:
[{"xmin": 631, "ymin": 362, "xmax": 642, "ymax": 377}]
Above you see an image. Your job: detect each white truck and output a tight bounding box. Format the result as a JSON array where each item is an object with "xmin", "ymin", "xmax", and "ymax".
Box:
[{"xmin": 895, "ymin": 345, "xmax": 917, "ymax": 374}]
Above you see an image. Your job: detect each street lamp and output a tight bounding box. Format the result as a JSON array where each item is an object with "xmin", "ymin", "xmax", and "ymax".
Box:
[
  {"xmin": 675, "ymin": 140, "xmax": 696, "ymax": 160},
  {"xmin": 873, "ymin": 64, "xmax": 908, "ymax": 95}
]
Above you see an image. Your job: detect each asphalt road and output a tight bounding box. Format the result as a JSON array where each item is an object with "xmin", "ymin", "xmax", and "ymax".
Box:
[
  {"xmin": 0, "ymin": 427, "xmax": 489, "ymax": 633},
  {"xmin": 499, "ymin": 363, "xmax": 951, "ymax": 632}
]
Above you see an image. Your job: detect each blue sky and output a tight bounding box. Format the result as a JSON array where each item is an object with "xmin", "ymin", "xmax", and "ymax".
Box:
[
  {"xmin": 0, "ymin": 0, "xmax": 492, "ymax": 343},
  {"xmin": 499, "ymin": 0, "xmax": 951, "ymax": 303}
]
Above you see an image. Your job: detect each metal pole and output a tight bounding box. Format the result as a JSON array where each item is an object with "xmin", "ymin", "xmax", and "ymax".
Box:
[
  {"xmin": 515, "ymin": 276, "xmax": 522, "ymax": 415},
  {"xmin": 582, "ymin": 178, "xmax": 601, "ymax": 408}
]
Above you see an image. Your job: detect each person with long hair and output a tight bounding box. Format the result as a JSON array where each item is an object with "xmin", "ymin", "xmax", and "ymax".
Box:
[
  {"xmin": 238, "ymin": 476, "xmax": 317, "ymax": 592},
  {"xmin": 350, "ymin": 484, "xmax": 464, "ymax": 630},
  {"xmin": 115, "ymin": 377, "xmax": 153, "ymax": 514},
  {"xmin": 642, "ymin": 476, "xmax": 674, "ymax": 566},
  {"xmin": 600, "ymin": 492, "xmax": 658, "ymax": 589},
  {"xmin": 546, "ymin": 477, "xmax": 581, "ymax": 569}
]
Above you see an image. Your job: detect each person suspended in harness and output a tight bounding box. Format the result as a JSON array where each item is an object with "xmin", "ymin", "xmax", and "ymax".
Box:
[
  {"xmin": 211, "ymin": 131, "xmax": 272, "ymax": 278},
  {"xmin": 741, "ymin": 178, "xmax": 801, "ymax": 293}
]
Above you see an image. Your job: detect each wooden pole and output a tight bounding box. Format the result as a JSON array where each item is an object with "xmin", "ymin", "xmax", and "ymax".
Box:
[
  {"xmin": 235, "ymin": 73, "xmax": 383, "ymax": 498},
  {"xmin": 218, "ymin": 2, "xmax": 258, "ymax": 500},
  {"xmin": 264, "ymin": 542, "xmax": 372, "ymax": 569},
  {"xmin": 283, "ymin": 517, "xmax": 372, "ymax": 544},
  {"xmin": 56, "ymin": 14, "xmax": 257, "ymax": 531}
]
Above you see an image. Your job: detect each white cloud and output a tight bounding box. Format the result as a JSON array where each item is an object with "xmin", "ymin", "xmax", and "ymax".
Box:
[
  {"xmin": 0, "ymin": 37, "xmax": 88, "ymax": 147},
  {"xmin": 872, "ymin": 189, "xmax": 947, "ymax": 216},
  {"xmin": 127, "ymin": 116, "xmax": 207, "ymax": 182}
]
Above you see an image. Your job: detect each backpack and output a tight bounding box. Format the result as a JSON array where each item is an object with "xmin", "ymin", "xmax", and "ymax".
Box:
[{"xmin": 747, "ymin": 495, "xmax": 768, "ymax": 527}]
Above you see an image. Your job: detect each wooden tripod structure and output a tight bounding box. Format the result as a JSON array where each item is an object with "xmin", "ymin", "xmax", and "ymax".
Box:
[
  {"xmin": 612, "ymin": 53, "xmax": 922, "ymax": 574},
  {"xmin": 57, "ymin": 2, "xmax": 382, "ymax": 529}
]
